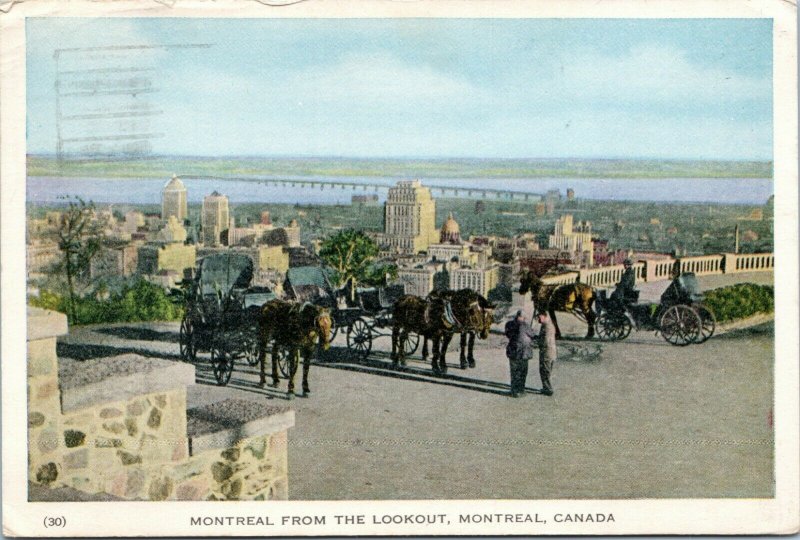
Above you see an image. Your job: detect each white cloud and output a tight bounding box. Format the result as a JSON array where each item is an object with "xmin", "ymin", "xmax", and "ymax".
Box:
[
  {"xmin": 284, "ymin": 52, "xmax": 483, "ymax": 106},
  {"xmin": 546, "ymin": 44, "xmax": 770, "ymax": 105}
]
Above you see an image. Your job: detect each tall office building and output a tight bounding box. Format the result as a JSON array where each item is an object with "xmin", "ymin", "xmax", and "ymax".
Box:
[
  {"xmin": 548, "ymin": 214, "xmax": 593, "ymax": 266},
  {"xmin": 380, "ymin": 180, "xmax": 437, "ymax": 254},
  {"xmin": 202, "ymin": 191, "xmax": 229, "ymax": 247},
  {"xmin": 161, "ymin": 175, "xmax": 188, "ymax": 222}
]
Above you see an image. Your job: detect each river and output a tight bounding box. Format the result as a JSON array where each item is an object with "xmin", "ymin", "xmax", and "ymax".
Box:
[{"xmin": 26, "ymin": 176, "xmax": 772, "ymax": 206}]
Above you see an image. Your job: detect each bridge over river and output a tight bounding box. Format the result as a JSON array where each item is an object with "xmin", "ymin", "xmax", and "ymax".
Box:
[
  {"xmin": 176, "ymin": 174, "xmax": 546, "ymax": 202},
  {"xmin": 57, "ymin": 270, "xmax": 774, "ymax": 500}
]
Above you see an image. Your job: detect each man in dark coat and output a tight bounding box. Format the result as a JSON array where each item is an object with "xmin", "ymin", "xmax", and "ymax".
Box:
[
  {"xmin": 505, "ymin": 310, "xmax": 537, "ymax": 397},
  {"xmin": 611, "ymin": 258, "xmax": 638, "ymax": 305}
]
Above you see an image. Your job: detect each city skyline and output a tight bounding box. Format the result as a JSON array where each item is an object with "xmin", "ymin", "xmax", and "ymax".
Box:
[{"xmin": 26, "ymin": 18, "xmax": 772, "ymax": 160}]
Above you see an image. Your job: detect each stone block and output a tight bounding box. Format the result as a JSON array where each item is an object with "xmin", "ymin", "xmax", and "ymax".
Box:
[
  {"xmin": 28, "ymin": 412, "xmax": 46, "ymax": 428},
  {"xmin": 59, "ymin": 354, "xmax": 194, "ymax": 413},
  {"xmin": 126, "ymin": 400, "xmax": 146, "ymax": 417},
  {"xmin": 270, "ymin": 477, "xmax": 288, "ymax": 500},
  {"xmin": 64, "ymin": 430, "xmax": 86, "ymax": 448},
  {"xmin": 35, "ymin": 380, "xmax": 59, "ymax": 401},
  {"xmin": 117, "ymin": 450, "xmax": 142, "ymax": 466},
  {"xmin": 99, "ymin": 407, "xmax": 123, "ymax": 419},
  {"xmin": 27, "ymin": 307, "xmax": 68, "ymax": 342},
  {"xmin": 172, "ymin": 442, "xmax": 188, "ymax": 463},
  {"xmin": 187, "ymin": 399, "xmax": 293, "ymax": 455},
  {"xmin": 102, "ymin": 421, "xmax": 126, "ymax": 435},
  {"xmin": 37, "ymin": 429, "xmax": 59, "ymax": 455},
  {"xmin": 125, "ymin": 469, "xmax": 145, "ymax": 498},
  {"xmin": 63, "ymin": 449, "xmax": 89, "ymax": 470},
  {"xmin": 27, "ymin": 338, "xmax": 57, "ymax": 377},
  {"xmin": 147, "ymin": 407, "xmax": 162, "ymax": 429},
  {"xmin": 35, "ymin": 462, "xmax": 59, "ymax": 485},
  {"xmin": 147, "ymin": 475, "xmax": 174, "ymax": 501}
]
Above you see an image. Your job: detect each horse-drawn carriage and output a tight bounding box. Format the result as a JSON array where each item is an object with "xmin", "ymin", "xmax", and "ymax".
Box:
[
  {"xmin": 177, "ymin": 253, "xmax": 276, "ymax": 385},
  {"xmin": 594, "ymin": 272, "xmax": 715, "ymax": 345},
  {"xmin": 331, "ymin": 283, "xmax": 416, "ymax": 361},
  {"xmin": 284, "ymin": 267, "xmax": 416, "ymax": 362}
]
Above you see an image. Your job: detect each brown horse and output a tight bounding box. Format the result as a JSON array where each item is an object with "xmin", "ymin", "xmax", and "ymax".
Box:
[
  {"xmin": 391, "ymin": 295, "xmax": 453, "ymax": 374},
  {"xmin": 519, "ymin": 270, "xmax": 596, "ymax": 339},
  {"xmin": 425, "ymin": 289, "xmax": 496, "ymax": 370},
  {"xmin": 257, "ymin": 299, "xmax": 332, "ymax": 398}
]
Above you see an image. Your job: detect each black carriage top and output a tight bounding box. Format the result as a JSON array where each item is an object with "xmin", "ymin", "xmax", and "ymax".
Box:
[{"xmin": 197, "ymin": 253, "xmax": 254, "ymax": 297}]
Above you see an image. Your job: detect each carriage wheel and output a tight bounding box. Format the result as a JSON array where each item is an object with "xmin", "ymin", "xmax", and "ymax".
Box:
[
  {"xmin": 660, "ymin": 305, "xmax": 702, "ymax": 346},
  {"xmin": 179, "ymin": 316, "xmax": 197, "ymax": 362},
  {"xmin": 346, "ymin": 318, "xmax": 372, "ymax": 362},
  {"xmin": 275, "ymin": 346, "xmax": 292, "ymax": 378},
  {"xmin": 403, "ymin": 333, "xmax": 420, "ymax": 356},
  {"xmin": 210, "ymin": 338, "xmax": 234, "ymax": 386},
  {"xmin": 695, "ymin": 305, "xmax": 716, "ymax": 344},
  {"xmin": 595, "ymin": 312, "xmax": 630, "ymax": 342}
]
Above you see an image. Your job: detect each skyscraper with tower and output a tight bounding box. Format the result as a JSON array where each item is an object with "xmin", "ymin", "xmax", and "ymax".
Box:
[
  {"xmin": 378, "ymin": 180, "xmax": 437, "ymax": 254},
  {"xmin": 161, "ymin": 175, "xmax": 188, "ymax": 222},
  {"xmin": 202, "ymin": 191, "xmax": 229, "ymax": 247}
]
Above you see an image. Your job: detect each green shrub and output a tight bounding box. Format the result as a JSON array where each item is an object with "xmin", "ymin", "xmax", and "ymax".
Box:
[
  {"xmin": 28, "ymin": 279, "xmax": 183, "ymax": 325},
  {"xmin": 702, "ymin": 283, "xmax": 774, "ymax": 323}
]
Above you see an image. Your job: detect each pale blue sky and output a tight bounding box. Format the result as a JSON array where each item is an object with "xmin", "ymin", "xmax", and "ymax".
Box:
[{"xmin": 26, "ymin": 18, "xmax": 773, "ymax": 160}]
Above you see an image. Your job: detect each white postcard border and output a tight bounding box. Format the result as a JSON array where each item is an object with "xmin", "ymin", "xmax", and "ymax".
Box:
[{"xmin": 2, "ymin": 0, "xmax": 798, "ymax": 536}]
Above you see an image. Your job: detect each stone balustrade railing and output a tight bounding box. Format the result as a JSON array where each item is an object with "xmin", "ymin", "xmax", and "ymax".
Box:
[
  {"xmin": 540, "ymin": 271, "xmax": 580, "ymax": 286},
  {"xmin": 726, "ymin": 252, "xmax": 774, "ymax": 273},
  {"xmin": 536, "ymin": 252, "xmax": 773, "ymax": 289},
  {"xmin": 679, "ymin": 254, "xmax": 725, "ymax": 276}
]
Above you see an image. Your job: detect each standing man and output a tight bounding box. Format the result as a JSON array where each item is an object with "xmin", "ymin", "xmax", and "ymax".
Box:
[
  {"xmin": 505, "ymin": 310, "xmax": 536, "ymax": 397},
  {"xmin": 536, "ymin": 311, "xmax": 558, "ymax": 396}
]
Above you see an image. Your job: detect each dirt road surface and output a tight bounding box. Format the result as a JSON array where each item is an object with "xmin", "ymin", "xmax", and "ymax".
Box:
[{"xmin": 58, "ymin": 272, "xmax": 774, "ymax": 500}]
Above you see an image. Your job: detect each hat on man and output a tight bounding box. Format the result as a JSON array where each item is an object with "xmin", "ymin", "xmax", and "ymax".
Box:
[
  {"xmin": 515, "ymin": 310, "xmax": 524, "ymax": 318},
  {"xmin": 623, "ymin": 258, "xmax": 633, "ymax": 266}
]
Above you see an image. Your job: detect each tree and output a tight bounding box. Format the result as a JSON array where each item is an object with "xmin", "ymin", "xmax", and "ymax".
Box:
[
  {"xmin": 362, "ymin": 263, "xmax": 398, "ymax": 287},
  {"xmin": 51, "ymin": 197, "xmax": 105, "ymax": 324},
  {"xmin": 318, "ymin": 229, "xmax": 379, "ymax": 290}
]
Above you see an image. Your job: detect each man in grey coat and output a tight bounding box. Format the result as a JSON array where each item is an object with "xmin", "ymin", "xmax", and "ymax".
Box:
[
  {"xmin": 536, "ymin": 311, "xmax": 558, "ymax": 396},
  {"xmin": 505, "ymin": 310, "xmax": 537, "ymax": 397}
]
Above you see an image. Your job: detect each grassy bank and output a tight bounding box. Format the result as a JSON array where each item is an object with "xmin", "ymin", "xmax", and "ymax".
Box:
[{"xmin": 27, "ymin": 155, "xmax": 773, "ymax": 180}]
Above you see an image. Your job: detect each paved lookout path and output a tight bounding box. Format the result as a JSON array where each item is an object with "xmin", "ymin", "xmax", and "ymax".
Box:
[{"xmin": 58, "ymin": 272, "xmax": 774, "ymax": 499}]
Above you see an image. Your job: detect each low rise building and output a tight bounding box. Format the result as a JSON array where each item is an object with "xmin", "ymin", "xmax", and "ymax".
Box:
[
  {"xmin": 449, "ymin": 263, "xmax": 499, "ymax": 298},
  {"xmin": 27, "ymin": 240, "xmax": 60, "ymax": 274},
  {"xmin": 396, "ymin": 261, "xmax": 448, "ymax": 297},
  {"xmin": 137, "ymin": 242, "xmax": 196, "ymax": 277},
  {"xmin": 90, "ymin": 243, "xmax": 139, "ymax": 279}
]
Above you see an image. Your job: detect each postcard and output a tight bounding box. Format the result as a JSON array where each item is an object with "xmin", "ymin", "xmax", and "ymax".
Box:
[{"xmin": 2, "ymin": 0, "xmax": 798, "ymax": 536}]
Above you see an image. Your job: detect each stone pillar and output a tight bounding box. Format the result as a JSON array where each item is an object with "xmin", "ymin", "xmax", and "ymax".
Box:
[
  {"xmin": 643, "ymin": 260, "xmax": 658, "ymax": 282},
  {"xmin": 27, "ymin": 307, "xmax": 69, "ymax": 489},
  {"xmin": 722, "ymin": 253, "xmax": 738, "ymax": 274}
]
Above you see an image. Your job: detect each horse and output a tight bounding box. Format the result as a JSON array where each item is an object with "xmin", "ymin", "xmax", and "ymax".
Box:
[
  {"xmin": 518, "ymin": 270, "xmax": 596, "ymax": 339},
  {"xmin": 424, "ymin": 289, "xmax": 496, "ymax": 370},
  {"xmin": 391, "ymin": 295, "xmax": 453, "ymax": 374},
  {"xmin": 257, "ymin": 299, "xmax": 332, "ymax": 398}
]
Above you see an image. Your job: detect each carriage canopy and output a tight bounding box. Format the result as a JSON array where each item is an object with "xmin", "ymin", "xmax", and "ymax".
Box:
[
  {"xmin": 198, "ymin": 253, "xmax": 254, "ymax": 296},
  {"xmin": 677, "ymin": 272, "xmax": 700, "ymax": 297}
]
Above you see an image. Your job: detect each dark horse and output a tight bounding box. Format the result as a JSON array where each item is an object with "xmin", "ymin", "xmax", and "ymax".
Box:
[
  {"xmin": 519, "ymin": 270, "xmax": 596, "ymax": 339},
  {"xmin": 257, "ymin": 299, "xmax": 332, "ymax": 398},
  {"xmin": 391, "ymin": 294, "xmax": 453, "ymax": 374},
  {"xmin": 424, "ymin": 289, "xmax": 496, "ymax": 370}
]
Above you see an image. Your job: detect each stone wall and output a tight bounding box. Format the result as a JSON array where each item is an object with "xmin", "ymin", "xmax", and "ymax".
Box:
[{"xmin": 27, "ymin": 306, "xmax": 293, "ymax": 502}]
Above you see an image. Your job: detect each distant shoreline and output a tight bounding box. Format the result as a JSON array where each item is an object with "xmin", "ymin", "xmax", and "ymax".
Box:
[{"xmin": 26, "ymin": 155, "xmax": 773, "ymax": 180}]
